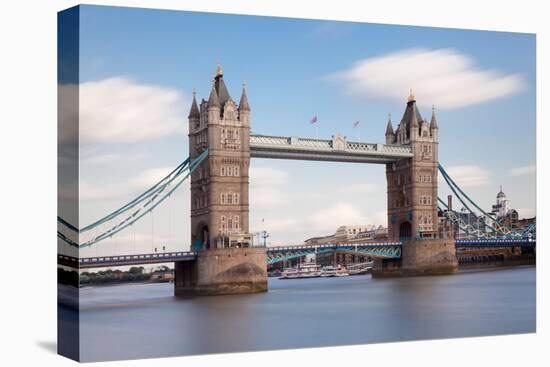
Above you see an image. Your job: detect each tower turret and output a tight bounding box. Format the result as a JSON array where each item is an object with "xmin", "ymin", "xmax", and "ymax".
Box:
[
  {"xmin": 188, "ymin": 89, "xmax": 200, "ymax": 135},
  {"xmin": 214, "ymin": 64, "xmax": 231, "ymax": 110},
  {"xmin": 409, "ymin": 94, "xmax": 419, "ymax": 141},
  {"xmin": 430, "ymin": 105, "xmax": 438, "ymax": 129},
  {"xmin": 430, "ymin": 105, "xmax": 439, "ymax": 141},
  {"xmin": 207, "ymin": 79, "xmax": 220, "ymax": 124},
  {"xmin": 385, "ymin": 113, "xmax": 394, "ymax": 144},
  {"xmin": 208, "ymin": 80, "xmax": 220, "ymax": 109},
  {"xmin": 238, "ymin": 81, "xmax": 251, "ymax": 126},
  {"xmin": 188, "ymin": 89, "xmax": 200, "ymax": 118}
]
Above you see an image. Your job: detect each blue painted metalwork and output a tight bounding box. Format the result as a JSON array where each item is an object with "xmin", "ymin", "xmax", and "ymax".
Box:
[
  {"xmin": 62, "ymin": 251, "xmax": 197, "ymax": 269},
  {"xmin": 266, "ymin": 242, "xmax": 402, "ymax": 265},
  {"xmin": 455, "ymin": 239, "xmax": 536, "ymax": 248},
  {"xmin": 57, "ymin": 237, "xmax": 536, "ymax": 269},
  {"xmin": 439, "ymin": 164, "xmax": 534, "ymax": 238},
  {"xmin": 57, "ymin": 150, "xmax": 209, "ymax": 248}
]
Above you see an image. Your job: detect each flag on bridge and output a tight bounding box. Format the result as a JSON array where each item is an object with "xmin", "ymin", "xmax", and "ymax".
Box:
[
  {"xmin": 353, "ymin": 121, "xmax": 360, "ymax": 128},
  {"xmin": 310, "ymin": 115, "xmax": 318, "ymax": 124}
]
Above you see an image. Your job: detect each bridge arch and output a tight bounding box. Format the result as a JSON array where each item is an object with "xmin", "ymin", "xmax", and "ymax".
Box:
[
  {"xmin": 399, "ymin": 221, "xmax": 412, "ymax": 239},
  {"xmin": 192, "ymin": 222, "xmax": 210, "ymax": 250}
]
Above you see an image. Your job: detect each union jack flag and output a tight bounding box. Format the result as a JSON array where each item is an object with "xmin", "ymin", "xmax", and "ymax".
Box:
[{"xmin": 310, "ymin": 115, "xmax": 318, "ymax": 124}]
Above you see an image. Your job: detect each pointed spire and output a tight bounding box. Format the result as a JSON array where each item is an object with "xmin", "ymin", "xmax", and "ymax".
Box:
[
  {"xmin": 238, "ymin": 80, "xmax": 250, "ymax": 111},
  {"xmin": 410, "ymin": 102, "xmax": 419, "ymax": 128},
  {"xmin": 188, "ymin": 88, "xmax": 200, "ymax": 119},
  {"xmin": 430, "ymin": 105, "xmax": 438, "ymax": 129},
  {"xmin": 208, "ymin": 79, "xmax": 220, "ymax": 109},
  {"xmin": 385, "ymin": 113, "xmax": 394, "ymax": 135},
  {"xmin": 213, "ymin": 63, "xmax": 231, "ymax": 107}
]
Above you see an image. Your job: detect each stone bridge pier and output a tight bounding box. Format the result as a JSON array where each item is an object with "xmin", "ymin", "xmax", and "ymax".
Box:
[{"xmin": 175, "ymin": 247, "xmax": 267, "ymax": 296}]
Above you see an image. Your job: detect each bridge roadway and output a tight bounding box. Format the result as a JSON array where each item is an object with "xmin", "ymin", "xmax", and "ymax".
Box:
[
  {"xmin": 58, "ymin": 239, "xmax": 535, "ymax": 269},
  {"xmin": 249, "ymin": 134, "xmax": 413, "ymax": 163}
]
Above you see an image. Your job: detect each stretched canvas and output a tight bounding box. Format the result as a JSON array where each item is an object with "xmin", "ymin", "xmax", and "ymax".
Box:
[{"xmin": 58, "ymin": 4, "xmax": 536, "ymax": 362}]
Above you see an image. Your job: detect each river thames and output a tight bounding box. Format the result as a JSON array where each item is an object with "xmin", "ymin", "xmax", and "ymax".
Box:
[{"xmin": 66, "ymin": 266, "xmax": 535, "ymax": 362}]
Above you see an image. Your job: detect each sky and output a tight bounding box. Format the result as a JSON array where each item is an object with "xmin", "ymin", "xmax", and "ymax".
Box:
[{"xmin": 60, "ymin": 5, "xmax": 536, "ymax": 257}]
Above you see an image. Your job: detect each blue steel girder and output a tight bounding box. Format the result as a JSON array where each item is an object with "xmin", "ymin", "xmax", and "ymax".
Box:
[
  {"xmin": 455, "ymin": 239, "xmax": 536, "ymax": 248},
  {"xmin": 266, "ymin": 243, "xmax": 402, "ymax": 265}
]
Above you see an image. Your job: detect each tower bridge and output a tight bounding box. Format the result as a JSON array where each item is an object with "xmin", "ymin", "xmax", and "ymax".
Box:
[
  {"xmin": 249, "ymin": 134, "xmax": 413, "ymax": 163},
  {"xmin": 57, "ymin": 66, "xmax": 535, "ymax": 295}
]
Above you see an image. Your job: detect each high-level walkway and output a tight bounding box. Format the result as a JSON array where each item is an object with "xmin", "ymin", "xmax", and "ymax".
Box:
[{"xmin": 249, "ymin": 134, "xmax": 413, "ymax": 163}]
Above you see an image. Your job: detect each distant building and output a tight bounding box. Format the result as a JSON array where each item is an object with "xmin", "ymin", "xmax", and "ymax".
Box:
[
  {"xmin": 438, "ymin": 188, "xmax": 531, "ymax": 239},
  {"xmin": 489, "ymin": 187, "xmax": 521, "ymax": 229},
  {"xmin": 304, "ymin": 234, "xmax": 336, "ymax": 246},
  {"xmin": 491, "ymin": 186, "xmax": 511, "ymax": 219},
  {"xmin": 351, "ymin": 225, "xmax": 388, "ymax": 242},
  {"xmin": 334, "ymin": 225, "xmax": 377, "ymax": 241},
  {"xmin": 518, "ymin": 216, "xmax": 536, "ymax": 227},
  {"xmin": 304, "ymin": 224, "xmax": 388, "ymax": 245}
]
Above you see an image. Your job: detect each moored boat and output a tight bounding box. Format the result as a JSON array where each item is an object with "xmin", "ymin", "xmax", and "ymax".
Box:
[
  {"xmin": 321, "ymin": 265, "xmax": 349, "ymax": 277},
  {"xmin": 279, "ymin": 262, "xmax": 321, "ymax": 279},
  {"xmin": 347, "ymin": 261, "xmax": 373, "ymax": 275}
]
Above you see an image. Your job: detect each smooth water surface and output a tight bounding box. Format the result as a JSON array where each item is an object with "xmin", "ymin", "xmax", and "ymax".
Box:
[{"xmin": 72, "ymin": 267, "xmax": 535, "ymax": 361}]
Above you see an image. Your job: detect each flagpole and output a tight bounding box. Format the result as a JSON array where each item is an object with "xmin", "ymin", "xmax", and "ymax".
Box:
[{"xmin": 315, "ymin": 124, "xmax": 318, "ymax": 139}]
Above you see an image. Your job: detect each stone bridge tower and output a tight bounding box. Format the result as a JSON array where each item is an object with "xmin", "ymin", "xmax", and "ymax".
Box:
[
  {"xmin": 375, "ymin": 92, "xmax": 458, "ymax": 277},
  {"xmin": 188, "ymin": 66, "xmax": 251, "ymax": 250},
  {"xmin": 385, "ymin": 92, "xmax": 440, "ymax": 240},
  {"xmin": 177, "ymin": 66, "xmax": 267, "ymax": 296}
]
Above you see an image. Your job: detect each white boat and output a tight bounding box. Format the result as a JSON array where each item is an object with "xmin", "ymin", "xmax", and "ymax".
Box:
[
  {"xmin": 321, "ymin": 265, "xmax": 349, "ymax": 277},
  {"xmin": 347, "ymin": 261, "xmax": 373, "ymax": 275},
  {"xmin": 279, "ymin": 262, "xmax": 321, "ymax": 279},
  {"xmin": 320, "ymin": 265, "xmax": 337, "ymax": 277}
]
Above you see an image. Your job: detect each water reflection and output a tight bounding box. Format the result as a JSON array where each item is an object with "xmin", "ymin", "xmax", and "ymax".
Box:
[{"xmin": 69, "ymin": 267, "xmax": 535, "ymax": 362}]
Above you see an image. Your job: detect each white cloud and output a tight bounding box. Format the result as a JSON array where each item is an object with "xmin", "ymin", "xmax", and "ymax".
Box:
[
  {"xmin": 250, "ymin": 167, "xmax": 289, "ymax": 187},
  {"xmin": 79, "ymin": 166, "xmax": 174, "ymax": 201},
  {"xmin": 129, "ymin": 166, "xmax": 174, "ymax": 190},
  {"xmin": 510, "ymin": 165, "xmax": 536, "ymax": 176},
  {"xmin": 348, "ymin": 183, "xmax": 377, "ymax": 194},
  {"xmin": 262, "ymin": 203, "xmax": 386, "ymax": 244},
  {"xmin": 59, "ymin": 77, "xmax": 187, "ymax": 144},
  {"xmin": 309, "ymin": 203, "xmax": 370, "ymax": 231},
  {"xmin": 441, "ymin": 165, "xmax": 490, "ymax": 188},
  {"xmin": 250, "ymin": 167, "xmax": 289, "ymax": 210},
  {"xmin": 328, "ymin": 48, "xmax": 525, "ymax": 109},
  {"xmin": 81, "ymin": 153, "xmax": 123, "ymax": 165}
]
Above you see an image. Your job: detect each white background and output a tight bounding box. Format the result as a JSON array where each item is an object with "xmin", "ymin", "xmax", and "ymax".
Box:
[{"xmin": 0, "ymin": 0, "xmax": 548, "ymax": 366}]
